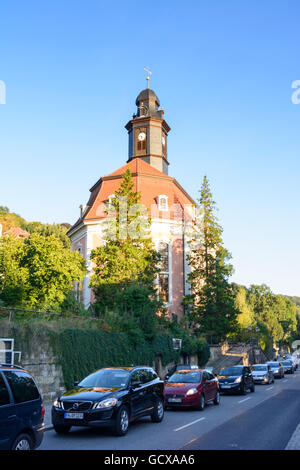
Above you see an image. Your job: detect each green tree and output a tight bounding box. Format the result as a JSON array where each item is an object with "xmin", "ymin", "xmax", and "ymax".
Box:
[
  {"xmin": 90, "ymin": 168, "xmax": 162, "ymax": 339},
  {"xmin": 184, "ymin": 175, "xmax": 238, "ymax": 341},
  {"xmin": 0, "ymin": 233, "xmax": 86, "ymax": 310}
]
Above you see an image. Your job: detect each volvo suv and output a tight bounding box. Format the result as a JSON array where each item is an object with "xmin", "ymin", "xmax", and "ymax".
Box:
[{"xmin": 52, "ymin": 366, "xmax": 164, "ymax": 436}]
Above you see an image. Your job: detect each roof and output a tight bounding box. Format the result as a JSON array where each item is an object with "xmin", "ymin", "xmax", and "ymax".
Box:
[
  {"xmin": 136, "ymin": 88, "xmax": 160, "ymax": 106},
  {"xmin": 68, "ymin": 159, "xmax": 196, "ymax": 236},
  {"xmin": 3, "ymin": 227, "xmax": 30, "ymax": 239}
]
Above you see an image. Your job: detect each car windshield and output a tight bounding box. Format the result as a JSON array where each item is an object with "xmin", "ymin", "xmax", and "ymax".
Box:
[
  {"xmin": 168, "ymin": 370, "xmax": 202, "ymax": 383},
  {"xmin": 78, "ymin": 369, "xmax": 130, "ymax": 389},
  {"xmin": 219, "ymin": 367, "xmax": 243, "ymax": 376},
  {"xmin": 267, "ymin": 363, "xmax": 279, "ymax": 367},
  {"xmin": 252, "ymin": 366, "xmax": 267, "ymax": 371},
  {"xmin": 282, "ymin": 361, "xmax": 292, "ymax": 365}
]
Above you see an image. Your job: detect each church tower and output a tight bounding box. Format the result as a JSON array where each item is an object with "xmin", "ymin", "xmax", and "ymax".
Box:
[{"xmin": 125, "ymin": 83, "xmax": 171, "ymax": 175}]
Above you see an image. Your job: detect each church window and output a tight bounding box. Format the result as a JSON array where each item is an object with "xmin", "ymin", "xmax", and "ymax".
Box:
[
  {"xmin": 158, "ymin": 195, "xmax": 168, "ymax": 211},
  {"xmin": 158, "ymin": 242, "xmax": 169, "ymax": 303}
]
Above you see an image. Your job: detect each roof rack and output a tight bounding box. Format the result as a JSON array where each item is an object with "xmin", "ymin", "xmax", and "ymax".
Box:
[{"xmin": 0, "ymin": 363, "xmax": 24, "ymax": 370}]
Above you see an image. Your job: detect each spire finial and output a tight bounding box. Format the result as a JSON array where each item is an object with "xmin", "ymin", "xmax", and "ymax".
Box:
[{"xmin": 144, "ymin": 67, "xmax": 152, "ymax": 89}]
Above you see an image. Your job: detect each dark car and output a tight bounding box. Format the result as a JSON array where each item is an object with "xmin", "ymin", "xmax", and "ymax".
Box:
[
  {"xmin": 0, "ymin": 363, "xmax": 44, "ymax": 450},
  {"xmin": 52, "ymin": 366, "xmax": 164, "ymax": 436},
  {"xmin": 217, "ymin": 366, "xmax": 255, "ymax": 395},
  {"xmin": 164, "ymin": 364, "xmax": 199, "ymax": 381},
  {"xmin": 281, "ymin": 360, "xmax": 295, "ymax": 374},
  {"xmin": 164, "ymin": 369, "xmax": 220, "ymax": 410},
  {"xmin": 251, "ymin": 364, "xmax": 274, "ymax": 384},
  {"xmin": 265, "ymin": 362, "xmax": 285, "ymax": 379}
]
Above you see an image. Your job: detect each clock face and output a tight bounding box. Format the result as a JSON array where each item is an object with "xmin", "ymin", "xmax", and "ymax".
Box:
[{"xmin": 138, "ymin": 132, "xmax": 146, "ymax": 141}]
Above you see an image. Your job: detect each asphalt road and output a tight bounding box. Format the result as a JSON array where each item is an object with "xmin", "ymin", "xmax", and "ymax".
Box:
[{"xmin": 39, "ymin": 371, "xmax": 300, "ymax": 450}]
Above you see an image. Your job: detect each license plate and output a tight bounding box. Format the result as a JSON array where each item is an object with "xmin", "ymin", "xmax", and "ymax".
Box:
[
  {"xmin": 221, "ymin": 385, "xmax": 231, "ymax": 389},
  {"xmin": 64, "ymin": 412, "xmax": 84, "ymax": 419},
  {"xmin": 168, "ymin": 398, "xmax": 182, "ymax": 403}
]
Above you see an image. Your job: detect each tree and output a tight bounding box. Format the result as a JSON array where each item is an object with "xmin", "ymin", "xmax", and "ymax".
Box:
[
  {"xmin": 90, "ymin": 168, "xmax": 162, "ymax": 338},
  {"xmin": 184, "ymin": 175, "xmax": 238, "ymax": 341},
  {"xmin": 0, "ymin": 233, "xmax": 86, "ymax": 310},
  {"xmin": 23, "ymin": 222, "xmax": 70, "ymax": 248}
]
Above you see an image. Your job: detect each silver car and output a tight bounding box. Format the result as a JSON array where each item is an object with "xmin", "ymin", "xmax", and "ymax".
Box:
[
  {"xmin": 265, "ymin": 361, "xmax": 284, "ymax": 379},
  {"xmin": 251, "ymin": 364, "xmax": 274, "ymax": 384}
]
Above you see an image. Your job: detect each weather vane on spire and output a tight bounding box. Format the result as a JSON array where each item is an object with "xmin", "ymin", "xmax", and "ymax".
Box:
[{"xmin": 144, "ymin": 67, "xmax": 152, "ymax": 88}]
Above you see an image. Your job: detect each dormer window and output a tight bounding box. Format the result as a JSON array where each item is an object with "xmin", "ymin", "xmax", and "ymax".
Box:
[{"xmin": 158, "ymin": 195, "xmax": 168, "ymax": 211}]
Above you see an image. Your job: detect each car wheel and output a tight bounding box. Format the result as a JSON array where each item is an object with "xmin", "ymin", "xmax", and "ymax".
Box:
[
  {"xmin": 151, "ymin": 398, "xmax": 164, "ymax": 422},
  {"xmin": 197, "ymin": 394, "xmax": 205, "ymax": 411},
  {"xmin": 53, "ymin": 424, "xmax": 71, "ymax": 434},
  {"xmin": 240, "ymin": 383, "xmax": 246, "ymax": 395},
  {"xmin": 12, "ymin": 433, "xmax": 33, "ymax": 450},
  {"xmin": 250, "ymin": 383, "xmax": 255, "ymax": 393},
  {"xmin": 213, "ymin": 390, "xmax": 220, "ymax": 405},
  {"xmin": 114, "ymin": 405, "xmax": 129, "ymax": 436}
]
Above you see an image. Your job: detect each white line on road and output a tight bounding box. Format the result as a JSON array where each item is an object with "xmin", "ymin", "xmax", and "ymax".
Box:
[
  {"xmin": 238, "ymin": 397, "xmax": 251, "ymax": 404},
  {"xmin": 266, "ymin": 386, "xmax": 274, "ymax": 391},
  {"xmin": 283, "ymin": 380, "xmax": 288, "ymax": 383},
  {"xmin": 174, "ymin": 417, "xmax": 206, "ymax": 432}
]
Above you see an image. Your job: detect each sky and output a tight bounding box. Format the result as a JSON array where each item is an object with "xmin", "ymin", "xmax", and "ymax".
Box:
[{"xmin": 0, "ymin": 0, "xmax": 299, "ymax": 296}]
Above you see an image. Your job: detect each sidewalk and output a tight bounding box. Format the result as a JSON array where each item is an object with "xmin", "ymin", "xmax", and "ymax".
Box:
[
  {"xmin": 44, "ymin": 403, "xmax": 53, "ymax": 431},
  {"xmin": 286, "ymin": 422, "xmax": 300, "ymax": 450}
]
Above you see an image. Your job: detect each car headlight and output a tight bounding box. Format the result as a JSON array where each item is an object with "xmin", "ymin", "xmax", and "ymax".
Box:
[
  {"xmin": 186, "ymin": 388, "xmax": 198, "ymax": 396},
  {"xmin": 274, "ymin": 369, "xmax": 279, "ymax": 373},
  {"xmin": 234, "ymin": 377, "xmax": 242, "ymax": 383},
  {"xmin": 53, "ymin": 399, "xmax": 62, "ymax": 408},
  {"xmin": 93, "ymin": 398, "xmax": 118, "ymax": 409}
]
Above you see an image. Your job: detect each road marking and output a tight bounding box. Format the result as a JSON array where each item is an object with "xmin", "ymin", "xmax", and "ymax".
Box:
[
  {"xmin": 266, "ymin": 386, "xmax": 274, "ymax": 391},
  {"xmin": 238, "ymin": 397, "xmax": 251, "ymax": 403},
  {"xmin": 174, "ymin": 417, "xmax": 205, "ymax": 432},
  {"xmin": 283, "ymin": 380, "xmax": 288, "ymax": 383}
]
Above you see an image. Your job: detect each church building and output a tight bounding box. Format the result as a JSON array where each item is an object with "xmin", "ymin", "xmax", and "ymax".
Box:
[{"xmin": 68, "ymin": 83, "xmax": 197, "ymax": 320}]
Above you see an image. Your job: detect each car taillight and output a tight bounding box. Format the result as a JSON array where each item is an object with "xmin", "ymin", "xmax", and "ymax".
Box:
[{"xmin": 41, "ymin": 404, "xmax": 45, "ymax": 420}]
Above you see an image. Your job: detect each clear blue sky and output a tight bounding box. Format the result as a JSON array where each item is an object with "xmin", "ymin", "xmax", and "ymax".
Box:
[{"xmin": 0, "ymin": 0, "xmax": 299, "ymax": 296}]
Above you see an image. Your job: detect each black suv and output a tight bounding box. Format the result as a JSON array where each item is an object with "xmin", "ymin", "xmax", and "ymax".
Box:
[
  {"xmin": 52, "ymin": 366, "xmax": 164, "ymax": 436},
  {"xmin": 217, "ymin": 365, "xmax": 255, "ymax": 395},
  {"xmin": 0, "ymin": 364, "xmax": 44, "ymax": 450}
]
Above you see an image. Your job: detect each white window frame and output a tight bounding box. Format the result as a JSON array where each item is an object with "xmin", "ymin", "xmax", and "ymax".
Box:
[{"xmin": 158, "ymin": 195, "xmax": 168, "ymax": 212}]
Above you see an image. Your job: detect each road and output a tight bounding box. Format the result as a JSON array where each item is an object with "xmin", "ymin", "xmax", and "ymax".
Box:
[{"xmin": 39, "ymin": 370, "xmax": 300, "ymax": 450}]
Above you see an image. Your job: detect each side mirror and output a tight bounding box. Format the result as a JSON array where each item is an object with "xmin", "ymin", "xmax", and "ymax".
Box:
[{"xmin": 74, "ymin": 381, "xmax": 79, "ymax": 387}]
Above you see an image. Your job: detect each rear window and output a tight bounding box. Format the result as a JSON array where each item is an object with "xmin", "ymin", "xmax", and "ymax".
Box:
[
  {"xmin": 3, "ymin": 370, "xmax": 40, "ymax": 403},
  {"xmin": 0, "ymin": 373, "xmax": 10, "ymax": 406}
]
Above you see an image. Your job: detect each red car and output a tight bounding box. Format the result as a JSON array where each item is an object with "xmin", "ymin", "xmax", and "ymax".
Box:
[{"xmin": 164, "ymin": 369, "xmax": 220, "ymax": 410}]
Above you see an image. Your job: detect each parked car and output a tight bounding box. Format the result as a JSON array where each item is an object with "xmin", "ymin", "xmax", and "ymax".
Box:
[
  {"xmin": 164, "ymin": 369, "xmax": 220, "ymax": 410},
  {"xmin": 0, "ymin": 363, "xmax": 44, "ymax": 450},
  {"xmin": 251, "ymin": 364, "xmax": 274, "ymax": 384},
  {"xmin": 52, "ymin": 366, "xmax": 164, "ymax": 436},
  {"xmin": 281, "ymin": 360, "xmax": 295, "ymax": 374},
  {"xmin": 217, "ymin": 366, "xmax": 255, "ymax": 394},
  {"xmin": 164, "ymin": 364, "xmax": 199, "ymax": 381},
  {"xmin": 265, "ymin": 362, "xmax": 285, "ymax": 379}
]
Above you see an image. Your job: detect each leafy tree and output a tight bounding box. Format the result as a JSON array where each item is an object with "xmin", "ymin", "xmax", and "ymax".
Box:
[
  {"xmin": 184, "ymin": 175, "xmax": 239, "ymax": 341},
  {"xmin": 90, "ymin": 168, "xmax": 162, "ymax": 339},
  {"xmin": 0, "ymin": 206, "xmax": 27, "ymax": 233},
  {"xmin": 23, "ymin": 222, "xmax": 70, "ymax": 248},
  {"xmin": 0, "ymin": 233, "xmax": 86, "ymax": 310}
]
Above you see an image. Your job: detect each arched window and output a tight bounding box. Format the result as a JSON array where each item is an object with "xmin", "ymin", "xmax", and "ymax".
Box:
[
  {"xmin": 158, "ymin": 195, "xmax": 168, "ymax": 211},
  {"xmin": 158, "ymin": 242, "xmax": 169, "ymax": 303}
]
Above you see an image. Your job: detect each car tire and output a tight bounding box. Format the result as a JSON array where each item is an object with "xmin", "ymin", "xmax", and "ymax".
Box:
[
  {"xmin": 250, "ymin": 383, "xmax": 255, "ymax": 393},
  {"xmin": 12, "ymin": 433, "xmax": 33, "ymax": 450},
  {"xmin": 53, "ymin": 424, "xmax": 72, "ymax": 434},
  {"xmin": 151, "ymin": 398, "xmax": 164, "ymax": 422},
  {"xmin": 114, "ymin": 405, "xmax": 130, "ymax": 436},
  {"xmin": 240, "ymin": 383, "xmax": 246, "ymax": 395},
  {"xmin": 197, "ymin": 394, "xmax": 205, "ymax": 411},
  {"xmin": 213, "ymin": 390, "xmax": 220, "ymax": 405}
]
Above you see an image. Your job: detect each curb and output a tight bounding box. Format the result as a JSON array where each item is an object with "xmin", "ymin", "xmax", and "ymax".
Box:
[{"xmin": 285, "ymin": 422, "xmax": 300, "ymax": 450}]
